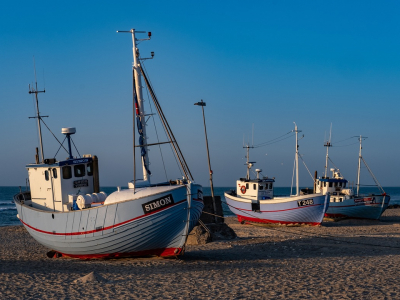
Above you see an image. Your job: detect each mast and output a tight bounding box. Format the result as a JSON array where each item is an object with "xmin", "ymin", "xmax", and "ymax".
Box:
[
  {"xmin": 324, "ymin": 124, "xmax": 332, "ymax": 178},
  {"xmin": 29, "ymin": 68, "xmax": 46, "ymax": 163},
  {"xmin": 294, "ymin": 123, "xmax": 302, "ymax": 196},
  {"xmin": 132, "ymin": 30, "xmax": 151, "ymax": 183},
  {"xmin": 246, "ymin": 145, "xmax": 251, "ymax": 180},
  {"xmin": 356, "ymin": 135, "xmax": 363, "ymax": 196},
  {"xmin": 118, "ymin": 29, "xmax": 152, "ymax": 184}
]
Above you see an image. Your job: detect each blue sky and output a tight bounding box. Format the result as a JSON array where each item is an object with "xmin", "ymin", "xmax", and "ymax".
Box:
[{"xmin": 1, "ymin": 0, "xmax": 399, "ymax": 187}]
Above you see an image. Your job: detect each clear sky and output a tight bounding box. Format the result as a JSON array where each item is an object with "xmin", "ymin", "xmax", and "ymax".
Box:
[{"xmin": 1, "ymin": 0, "xmax": 399, "ymax": 188}]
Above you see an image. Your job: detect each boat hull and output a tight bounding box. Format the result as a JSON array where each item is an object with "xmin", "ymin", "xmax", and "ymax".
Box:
[
  {"xmin": 14, "ymin": 184, "xmax": 203, "ymax": 259},
  {"xmin": 224, "ymin": 192, "xmax": 329, "ymax": 226},
  {"xmin": 325, "ymin": 194, "xmax": 390, "ymax": 220}
]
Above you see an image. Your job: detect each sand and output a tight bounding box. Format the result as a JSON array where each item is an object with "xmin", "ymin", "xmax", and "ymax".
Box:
[{"xmin": 2, "ymin": 209, "xmax": 400, "ymax": 299}]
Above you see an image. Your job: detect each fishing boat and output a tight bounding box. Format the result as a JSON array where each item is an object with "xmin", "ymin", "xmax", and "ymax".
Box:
[
  {"xmin": 224, "ymin": 124, "xmax": 329, "ymax": 226},
  {"xmin": 13, "ymin": 29, "xmax": 203, "ymax": 259},
  {"xmin": 313, "ymin": 135, "xmax": 390, "ymax": 219}
]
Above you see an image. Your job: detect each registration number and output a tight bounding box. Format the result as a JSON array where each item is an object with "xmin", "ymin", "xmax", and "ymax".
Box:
[
  {"xmin": 297, "ymin": 199, "xmax": 314, "ymax": 207},
  {"xmin": 73, "ymin": 179, "xmax": 88, "ymax": 188}
]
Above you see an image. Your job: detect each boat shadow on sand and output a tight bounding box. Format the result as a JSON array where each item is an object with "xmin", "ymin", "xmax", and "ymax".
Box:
[{"xmin": 2, "ymin": 211, "xmax": 400, "ymax": 277}]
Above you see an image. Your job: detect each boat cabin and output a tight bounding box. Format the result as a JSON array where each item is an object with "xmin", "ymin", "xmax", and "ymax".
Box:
[
  {"xmin": 24, "ymin": 155, "xmax": 101, "ymax": 212},
  {"xmin": 315, "ymin": 168, "xmax": 353, "ymax": 202},
  {"xmin": 236, "ymin": 177, "xmax": 275, "ymax": 200},
  {"xmin": 18, "ymin": 127, "xmax": 104, "ymax": 212}
]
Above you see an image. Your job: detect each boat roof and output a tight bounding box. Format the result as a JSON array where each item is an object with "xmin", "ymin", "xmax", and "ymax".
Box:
[
  {"xmin": 239, "ymin": 178, "xmax": 275, "ymax": 183},
  {"xmin": 26, "ymin": 157, "xmax": 93, "ymax": 168},
  {"xmin": 318, "ymin": 177, "xmax": 347, "ymax": 183}
]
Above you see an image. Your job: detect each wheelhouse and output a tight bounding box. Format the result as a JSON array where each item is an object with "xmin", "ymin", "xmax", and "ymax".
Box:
[
  {"xmin": 236, "ymin": 177, "xmax": 275, "ymax": 200},
  {"xmin": 24, "ymin": 155, "xmax": 100, "ymax": 212}
]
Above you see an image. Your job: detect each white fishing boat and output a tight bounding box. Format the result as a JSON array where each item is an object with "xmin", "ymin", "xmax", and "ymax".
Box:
[
  {"xmin": 313, "ymin": 135, "xmax": 390, "ymax": 219},
  {"xmin": 224, "ymin": 124, "xmax": 329, "ymax": 226},
  {"xmin": 13, "ymin": 29, "xmax": 203, "ymax": 259}
]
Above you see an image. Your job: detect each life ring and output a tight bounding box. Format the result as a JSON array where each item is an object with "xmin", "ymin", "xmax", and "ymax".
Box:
[{"xmin": 240, "ymin": 186, "xmax": 246, "ymax": 194}]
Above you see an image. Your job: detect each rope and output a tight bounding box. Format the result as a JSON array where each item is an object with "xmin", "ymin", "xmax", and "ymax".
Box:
[
  {"xmin": 201, "ymin": 210, "xmax": 227, "ymax": 219},
  {"xmin": 198, "ymin": 219, "xmax": 212, "ymax": 234}
]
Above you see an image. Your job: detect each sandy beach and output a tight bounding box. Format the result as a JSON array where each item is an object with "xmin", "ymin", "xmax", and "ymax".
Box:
[{"xmin": 2, "ymin": 209, "xmax": 400, "ymax": 299}]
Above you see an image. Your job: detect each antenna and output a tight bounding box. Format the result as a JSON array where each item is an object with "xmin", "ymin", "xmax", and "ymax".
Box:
[
  {"xmin": 324, "ymin": 123, "xmax": 333, "ymax": 177},
  {"xmin": 252, "ymin": 123, "xmax": 254, "ymax": 147},
  {"xmin": 29, "ymin": 57, "xmax": 48, "ymax": 163}
]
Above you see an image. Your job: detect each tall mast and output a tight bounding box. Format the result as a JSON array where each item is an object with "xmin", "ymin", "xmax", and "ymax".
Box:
[
  {"xmin": 294, "ymin": 123, "xmax": 302, "ymax": 196},
  {"xmin": 132, "ymin": 30, "xmax": 151, "ymax": 183},
  {"xmin": 29, "ymin": 68, "xmax": 46, "ymax": 163},
  {"xmin": 324, "ymin": 124, "xmax": 332, "ymax": 177},
  {"xmin": 356, "ymin": 135, "xmax": 363, "ymax": 196},
  {"xmin": 118, "ymin": 29, "xmax": 152, "ymax": 183},
  {"xmin": 246, "ymin": 145, "xmax": 251, "ymax": 180}
]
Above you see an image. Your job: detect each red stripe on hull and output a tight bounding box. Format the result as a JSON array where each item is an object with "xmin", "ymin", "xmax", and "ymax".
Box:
[
  {"xmin": 237, "ymin": 214, "xmax": 321, "ymax": 226},
  {"xmin": 228, "ymin": 202, "xmax": 322, "ymax": 213},
  {"xmin": 18, "ymin": 198, "xmax": 187, "ymax": 236},
  {"xmin": 52, "ymin": 247, "xmax": 183, "ymax": 260}
]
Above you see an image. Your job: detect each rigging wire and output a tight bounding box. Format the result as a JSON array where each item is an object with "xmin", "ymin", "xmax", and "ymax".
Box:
[
  {"xmin": 333, "ymin": 141, "xmax": 359, "ymax": 147},
  {"xmin": 70, "ymin": 137, "xmax": 81, "ymax": 158},
  {"xmin": 253, "ymin": 131, "xmax": 294, "ymax": 148},
  {"xmin": 327, "ymin": 157, "xmax": 339, "ymax": 171},
  {"xmin": 332, "ymin": 136, "xmax": 354, "ymax": 144},
  {"xmin": 298, "ymin": 153, "xmax": 314, "ymax": 181},
  {"xmin": 140, "ymin": 62, "xmax": 183, "ymax": 180},
  {"xmin": 140, "ymin": 65, "xmax": 193, "ymax": 181},
  {"xmin": 40, "ymin": 119, "xmax": 68, "ymax": 155},
  {"xmin": 54, "ymin": 136, "xmax": 67, "ymax": 158},
  {"xmin": 30, "ymin": 91, "xmax": 40, "ymax": 155},
  {"xmin": 290, "ymin": 156, "xmax": 295, "ymax": 196},
  {"xmin": 361, "ymin": 157, "xmax": 385, "ymax": 194},
  {"xmin": 140, "ymin": 60, "xmax": 169, "ymax": 182}
]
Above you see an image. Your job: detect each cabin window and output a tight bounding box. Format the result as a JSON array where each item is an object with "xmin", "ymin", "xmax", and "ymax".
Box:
[
  {"xmin": 74, "ymin": 164, "xmax": 85, "ymax": 177},
  {"xmin": 52, "ymin": 168, "xmax": 57, "ymax": 179},
  {"xmin": 259, "ymin": 185, "xmax": 263, "ymax": 190},
  {"xmin": 329, "ymin": 182, "xmax": 333, "ymax": 187},
  {"xmin": 324, "ymin": 182, "xmax": 326, "ymax": 187},
  {"xmin": 44, "ymin": 170, "xmax": 49, "ymax": 181},
  {"xmin": 63, "ymin": 166, "xmax": 72, "ymax": 179},
  {"xmin": 87, "ymin": 163, "xmax": 93, "ymax": 176},
  {"xmin": 253, "ymin": 184, "xmax": 256, "ymax": 190},
  {"xmin": 246, "ymin": 183, "xmax": 249, "ymax": 189},
  {"xmin": 269, "ymin": 183, "xmax": 273, "ymax": 189},
  {"xmin": 343, "ymin": 183, "xmax": 346, "ymax": 188}
]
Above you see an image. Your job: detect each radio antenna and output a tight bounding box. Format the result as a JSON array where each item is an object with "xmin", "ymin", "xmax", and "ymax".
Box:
[{"xmin": 28, "ymin": 57, "xmax": 48, "ymax": 163}]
